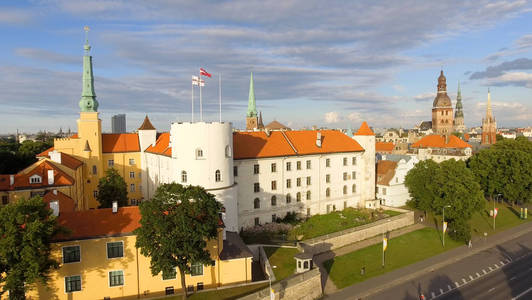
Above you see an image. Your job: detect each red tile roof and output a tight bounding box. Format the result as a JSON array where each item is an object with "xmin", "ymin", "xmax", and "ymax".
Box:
[
  {"xmin": 0, "ymin": 161, "xmax": 75, "ymax": 191},
  {"xmin": 376, "ymin": 142, "xmax": 395, "ymax": 153},
  {"xmin": 138, "ymin": 115, "xmax": 156, "ymax": 130},
  {"xmin": 284, "ymin": 130, "xmax": 364, "ymax": 155},
  {"xmin": 376, "ymin": 160, "xmax": 398, "ymax": 186},
  {"xmin": 233, "ymin": 131, "xmax": 296, "ymax": 159},
  {"xmin": 102, "ymin": 133, "xmax": 140, "ymax": 153},
  {"xmin": 411, "ymin": 135, "xmax": 472, "ymax": 149},
  {"xmin": 36, "ymin": 147, "xmax": 54, "ymax": 158},
  {"xmin": 43, "ymin": 190, "xmax": 75, "ymax": 213},
  {"xmin": 38, "ymin": 150, "xmax": 83, "ymax": 170},
  {"xmin": 145, "ymin": 132, "xmax": 172, "ymax": 156},
  {"xmin": 355, "ymin": 121, "xmax": 375, "ymax": 136}
]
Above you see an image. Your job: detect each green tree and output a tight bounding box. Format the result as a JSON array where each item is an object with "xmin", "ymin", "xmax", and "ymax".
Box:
[
  {"xmin": 135, "ymin": 183, "xmax": 222, "ymax": 299},
  {"xmin": 496, "ymin": 134, "xmax": 504, "ymax": 141},
  {"xmin": 96, "ymin": 168, "xmax": 128, "ymax": 208},
  {"xmin": 405, "ymin": 159, "xmax": 441, "ymax": 212},
  {"xmin": 0, "ymin": 197, "xmax": 62, "ymax": 299}
]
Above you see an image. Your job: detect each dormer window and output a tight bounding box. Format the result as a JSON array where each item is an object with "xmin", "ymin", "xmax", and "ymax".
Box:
[
  {"xmin": 29, "ymin": 175, "xmax": 42, "ymax": 184},
  {"xmin": 196, "ymin": 149, "xmax": 204, "ymax": 159}
]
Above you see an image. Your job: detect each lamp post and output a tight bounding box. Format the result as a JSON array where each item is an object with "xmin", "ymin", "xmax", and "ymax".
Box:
[{"xmin": 442, "ymin": 205, "xmax": 451, "ymax": 247}]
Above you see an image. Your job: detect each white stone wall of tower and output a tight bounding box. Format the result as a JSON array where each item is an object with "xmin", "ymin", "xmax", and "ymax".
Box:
[
  {"xmin": 353, "ymin": 134, "xmax": 376, "ymax": 204},
  {"xmin": 138, "ymin": 129, "xmax": 157, "ymax": 201}
]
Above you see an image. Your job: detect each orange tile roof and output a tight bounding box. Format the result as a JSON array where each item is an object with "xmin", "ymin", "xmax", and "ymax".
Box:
[
  {"xmin": 283, "ymin": 130, "xmax": 364, "ymax": 155},
  {"xmin": 58, "ymin": 153, "xmax": 83, "ymax": 169},
  {"xmin": 0, "ymin": 161, "xmax": 75, "ymax": 191},
  {"xmin": 138, "ymin": 115, "xmax": 156, "ymax": 130},
  {"xmin": 464, "ymin": 133, "xmax": 470, "ymax": 141},
  {"xmin": 376, "ymin": 142, "xmax": 395, "ymax": 153},
  {"xmin": 43, "ymin": 190, "xmax": 75, "ymax": 213},
  {"xmin": 145, "ymin": 132, "xmax": 172, "ymax": 156},
  {"xmin": 355, "ymin": 121, "xmax": 375, "ymax": 136},
  {"xmin": 36, "ymin": 147, "xmax": 54, "ymax": 158},
  {"xmin": 233, "ymin": 131, "xmax": 296, "ymax": 159},
  {"xmin": 102, "ymin": 133, "xmax": 140, "ymax": 153},
  {"xmin": 411, "ymin": 135, "xmax": 472, "ymax": 149},
  {"xmin": 376, "ymin": 160, "xmax": 398, "ymax": 186},
  {"xmin": 56, "ymin": 206, "xmax": 142, "ymax": 241}
]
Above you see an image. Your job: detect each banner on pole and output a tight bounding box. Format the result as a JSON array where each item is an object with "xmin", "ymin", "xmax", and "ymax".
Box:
[
  {"xmin": 192, "ymin": 76, "xmax": 205, "ymax": 87},
  {"xmin": 443, "ymin": 221, "xmax": 448, "ymax": 233},
  {"xmin": 383, "ymin": 237, "xmax": 388, "ymax": 252},
  {"xmin": 494, "ymin": 208, "xmax": 498, "ymax": 218},
  {"xmin": 200, "ymin": 68, "xmax": 212, "ymax": 77}
]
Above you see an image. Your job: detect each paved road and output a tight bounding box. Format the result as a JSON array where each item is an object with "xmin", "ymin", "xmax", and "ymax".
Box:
[{"xmin": 366, "ymin": 231, "xmax": 532, "ymax": 300}]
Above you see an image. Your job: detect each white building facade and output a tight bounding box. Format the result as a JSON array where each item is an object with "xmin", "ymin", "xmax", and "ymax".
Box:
[{"xmin": 376, "ymin": 155, "xmax": 419, "ymax": 207}]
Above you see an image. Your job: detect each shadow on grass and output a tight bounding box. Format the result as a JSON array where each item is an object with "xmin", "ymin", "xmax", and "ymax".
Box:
[{"xmin": 507, "ymin": 205, "xmax": 521, "ymax": 218}]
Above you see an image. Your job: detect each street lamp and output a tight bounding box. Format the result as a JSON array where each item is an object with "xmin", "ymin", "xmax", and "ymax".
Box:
[{"xmin": 442, "ymin": 205, "xmax": 451, "ymax": 247}]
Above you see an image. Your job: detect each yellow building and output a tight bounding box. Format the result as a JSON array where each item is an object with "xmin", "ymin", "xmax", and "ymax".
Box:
[{"xmin": 26, "ymin": 206, "xmax": 252, "ymax": 299}]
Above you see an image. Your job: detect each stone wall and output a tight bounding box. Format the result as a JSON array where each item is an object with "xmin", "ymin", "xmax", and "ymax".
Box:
[
  {"xmin": 301, "ymin": 208, "xmax": 414, "ymax": 254},
  {"xmin": 238, "ymin": 268, "xmax": 322, "ymax": 300}
]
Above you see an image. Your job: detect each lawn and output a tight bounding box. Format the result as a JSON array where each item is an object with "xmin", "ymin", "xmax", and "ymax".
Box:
[
  {"xmin": 264, "ymin": 247, "xmax": 300, "ymax": 281},
  {"xmin": 324, "ymin": 227, "xmax": 463, "ymax": 289},
  {"xmin": 161, "ymin": 283, "xmax": 268, "ymax": 300}
]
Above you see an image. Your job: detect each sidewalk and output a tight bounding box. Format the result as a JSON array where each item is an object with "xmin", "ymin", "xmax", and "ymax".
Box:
[
  {"xmin": 323, "ymin": 219, "xmax": 532, "ymax": 299},
  {"xmin": 313, "ymin": 223, "xmax": 425, "ymax": 294}
]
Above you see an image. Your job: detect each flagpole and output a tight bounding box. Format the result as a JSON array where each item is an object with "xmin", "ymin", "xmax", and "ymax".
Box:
[
  {"xmin": 191, "ymin": 76, "xmax": 194, "ymax": 122},
  {"xmin": 199, "ymin": 70, "xmax": 203, "ymax": 122},
  {"xmin": 219, "ymin": 73, "xmax": 222, "ymax": 122},
  {"xmin": 382, "ymin": 231, "xmax": 385, "ymax": 268}
]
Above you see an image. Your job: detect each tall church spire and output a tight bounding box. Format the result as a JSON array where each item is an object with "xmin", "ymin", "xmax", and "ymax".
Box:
[
  {"xmin": 486, "ymin": 88, "xmax": 493, "ymax": 119},
  {"xmin": 481, "ymin": 88, "xmax": 497, "ymax": 145},
  {"xmin": 455, "ymin": 81, "xmax": 463, "ymax": 117},
  {"xmin": 79, "ymin": 26, "xmax": 99, "ymax": 112},
  {"xmin": 247, "ymin": 72, "xmax": 257, "ymax": 117}
]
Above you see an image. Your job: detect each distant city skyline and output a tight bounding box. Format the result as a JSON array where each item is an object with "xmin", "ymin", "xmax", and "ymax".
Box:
[{"xmin": 0, "ymin": 0, "xmax": 531, "ymax": 134}]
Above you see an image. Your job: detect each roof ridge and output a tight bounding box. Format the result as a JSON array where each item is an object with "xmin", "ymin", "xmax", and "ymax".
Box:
[{"xmin": 281, "ymin": 131, "xmax": 298, "ymax": 154}]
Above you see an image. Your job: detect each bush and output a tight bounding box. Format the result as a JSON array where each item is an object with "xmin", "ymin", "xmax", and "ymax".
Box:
[
  {"xmin": 448, "ymin": 218, "xmax": 471, "ymax": 243},
  {"xmin": 280, "ymin": 211, "xmax": 300, "ymax": 225}
]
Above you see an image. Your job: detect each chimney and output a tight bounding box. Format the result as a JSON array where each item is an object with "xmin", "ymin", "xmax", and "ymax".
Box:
[
  {"xmin": 112, "ymin": 201, "xmax": 118, "ymax": 213},
  {"xmin": 9, "ymin": 175, "xmax": 14, "ymax": 186},
  {"xmin": 50, "ymin": 201, "xmax": 59, "ymax": 217},
  {"xmin": 316, "ymin": 131, "xmax": 322, "ymax": 148},
  {"xmin": 265, "ymin": 128, "xmax": 271, "ymax": 137},
  {"xmin": 47, "ymin": 170, "xmax": 54, "ymax": 185},
  {"xmin": 49, "ymin": 151, "xmax": 61, "ymax": 164},
  {"xmin": 53, "ymin": 189, "xmax": 58, "ymax": 195}
]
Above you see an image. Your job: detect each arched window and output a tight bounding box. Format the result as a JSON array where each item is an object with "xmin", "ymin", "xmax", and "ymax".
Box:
[
  {"xmin": 326, "ymin": 188, "xmax": 330, "ymax": 198},
  {"xmin": 254, "ymin": 198, "xmax": 260, "ymax": 209},
  {"xmin": 296, "ymin": 192, "xmax": 301, "ymax": 202},
  {"xmin": 352, "ymin": 184, "xmax": 356, "ymax": 193},
  {"xmin": 92, "ymin": 165, "xmax": 97, "ymax": 175},
  {"xmin": 306, "ymin": 191, "xmax": 311, "ymax": 200},
  {"xmin": 215, "ymin": 170, "xmax": 221, "ymax": 182},
  {"xmin": 225, "ymin": 145, "xmax": 232, "ymax": 157},
  {"xmin": 181, "ymin": 171, "xmax": 187, "ymax": 183},
  {"xmin": 196, "ymin": 148, "xmax": 204, "ymax": 159},
  {"xmin": 304, "ymin": 261, "xmax": 309, "ymax": 269},
  {"xmin": 286, "ymin": 193, "xmax": 291, "ymax": 204},
  {"xmin": 343, "ymin": 185, "xmax": 347, "ymax": 195},
  {"xmin": 271, "ymin": 196, "xmax": 277, "ymax": 206}
]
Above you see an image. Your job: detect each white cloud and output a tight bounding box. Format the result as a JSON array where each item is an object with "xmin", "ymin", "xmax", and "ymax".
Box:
[
  {"xmin": 0, "ymin": 8, "xmax": 33, "ymax": 24},
  {"xmin": 414, "ymin": 92, "xmax": 436, "ymax": 102},
  {"xmin": 324, "ymin": 112, "xmax": 340, "ymax": 123},
  {"xmin": 486, "ymin": 71, "xmax": 532, "ymax": 88}
]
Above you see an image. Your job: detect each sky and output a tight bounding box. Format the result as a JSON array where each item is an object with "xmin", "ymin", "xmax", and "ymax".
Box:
[{"xmin": 0, "ymin": 0, "xmax": 531, "ymax": 134}]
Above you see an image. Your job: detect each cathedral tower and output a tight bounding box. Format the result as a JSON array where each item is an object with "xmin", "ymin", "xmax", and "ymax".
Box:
[
  {"xmin": 453, "ymin": 82, "xmax": 465, "ymax": 133},
  {"xmin": 481, "ymin": 89, "xmax": 497, "ymax": 145},
  {"xmin": 431, "ymin": 70, "xmax": 454, "ymax": 135},
  {"xmin": 245, "ymin": 73, "xmax": 259, "ymax": 130}
]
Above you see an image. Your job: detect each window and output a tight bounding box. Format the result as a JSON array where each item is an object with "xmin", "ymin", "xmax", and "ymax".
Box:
[
  {"xmin": 383, "ymin": 188, "xmax": 387, "ymax": 195},
  {"xmin": 107, "ymin": 242, "xmax": 124, "ymax": 259},
  {"xmin": 286, "ymin": 179, "xmax": 291, "ymax": 188},
  {"xmin": 181, "ymin": 171, "xmax": 187, "ymax": 183},
  {"xmin": 162, "ymin": 268, "xmax": 177, "ymax": 280},
  {"xmin": 108, "ymin": 160, "xmax": 114, "ymax": 167},
  {"xmin": 343, "ymin": 185, "xmax": 347, "ymax": 195},
  {"xmin": 296, "ymin": 192, "xmax": 301, "ymax": 202},
  {"xmin": 352, "ymin": 184, "xmax": 356, "ymax": 193},
  {"xmin": 307, "ymin": 208, "xmax": 311, "ymax": 216},
  {"xmin": 93, "ymin": 190, "xmax": 98, "ymax": 198},
  {"xmin": 254, "ymin": 164, "xmax": 260, "ymax": 174},
  {"xmin": 63, "ymin": 246, "xmax": 80, "ymax": 263},
  {"xmin": 326, "ymin": 188, "xmax": 330, "ymax": 198},
  {"xmin": 130, "ymin": 184, "xmax": 135, "ymax": 192},
  {"xmin": 326, "ymin": 158, "xmax": 331, "ymax": 167},
  {"xmin": 191, "ymin": 263, "xmax": 203, "ymax": 276},
  {"xmin": 109, "ymin": 270, "xmax": 124, "ymax": 287},
  {"xmin": 65, "ymin": 275, "xmax": 81, "ymax": 293},
  {"xmin": 129, "ymin": 171, "xmax": 135, "ymax": 179},
  {"xmin": 352, "ymin": 157, "xmax": 356, "ymax": 165},
  {"xmin": 30, "ymin": 175, "xmax": 41, "ymax": 184},
  {"xmin": 352, "ymin": 171, "xmax": 356, "ymax": 180},
  {"xmin": 286, "ymin": 162, "xmax": 291, "ymax": 171},
  {"xmin": 272, "ymin": 214, "xmax": 277, "ymax": 222},
  {"xmin": 254, "ymin": 218, "xmax": 260, "ymax": 226},
  {"xmin": 271, "ymin": 163, "xmax": 277, "ymax": 173},
  {"xmin": 233, "ymin": 166, "xmax": 238, "ymax": 177},
  {"xmin": 129, "ymin": 158, "xmax": 135, "ymax": 165},
  {"xmin": 306, "ymin": 160, "xmax": 311, "ymax": 169},
  {"xmin": 306, "ymin": 191, "xmax": 311, "ymax": 200},
  {"xmin": 306, "ymin": 176, "xmax": 311, "ymax": 186},
  {"xmin": 197, "ymin": 282, "xmax": 204, "ymax": 291},
  {"xmin": 271, "ymin": 181, "xmax": 277, "ymax": 190},
  {"xmin": 326, "ymin": 174, "xmax": 330, "ymax": 183},
  {"xmin": 196, "ymin": 149, "xmax": 204, "ymax": 159},
  {"xmin": 131, "ymin": 199, "xmax": 137, "ymax": 206},
  {"xmin": 343, "ymin": 157, "xmax": 347, "ymax": 166},
  {"xmin": 296, "ymin": 178, "xmax": 301, "ymax": 187},
  {"xmin": 1, "ymin": 196, "xmax": 8, "ymax": 205},
  {"xmin": 254, "ymin": 198, "xmax": 260, "ymax": 209},
  {"xmin": 343, "ymin": 172, "xmax": 348, "ymax": 181},
  {"xmin": 271, "ymin": 196, "xmax": 277, "ymax": 206},
  {"xmin": 254, "ymin": 183, "xmax": 260, "ymax": 193},
  {"xmin": 296, "ymin": 161, "xmax": 301, "ymax": 170},
  {"xmin": 286, "ymin": 194, "xmax": 291, "ymax": 204},
  {"xmin": 92, "ymin": 165, "xmax": 97, "ymax": 175},
  {"xmin": 215, "ymin": 170, "xmax": 221, "ymax": 182},
  {"xmin": 225, "ymin": 145, "xmax": 232, "ymax": 157}
]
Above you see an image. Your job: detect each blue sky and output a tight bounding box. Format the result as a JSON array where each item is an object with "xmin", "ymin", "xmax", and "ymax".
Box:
[{"xmin": 0, "ymin": 0, "xmax": 531, "ymax": 133}]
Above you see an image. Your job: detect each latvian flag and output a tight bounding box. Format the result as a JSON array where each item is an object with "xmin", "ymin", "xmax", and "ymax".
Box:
[{"xmin": 200, "ymin": 68, "xmax": 211, "ymax": 78}]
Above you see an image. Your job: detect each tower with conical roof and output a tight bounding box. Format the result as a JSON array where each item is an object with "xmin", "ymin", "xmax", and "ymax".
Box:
[
  {"xmin": 453, "ymin": 82, "xmax": 465, "ymax": 133},
  {"xmin": 431, "ymin": 70, "xmax": 454, "ymax": 135},
  {"xmin": 246, "ymin": 72, "xmax": 259, "ymax": 130},
  {"xmin": 481, "ymin": 89, "xmax": 497, "ymax": 145}
]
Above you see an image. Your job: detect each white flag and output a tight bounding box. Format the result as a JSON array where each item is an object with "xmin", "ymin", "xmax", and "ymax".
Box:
[{"xmin": 192, "ymin": 76, "xmax": 205, "ymax": 87}]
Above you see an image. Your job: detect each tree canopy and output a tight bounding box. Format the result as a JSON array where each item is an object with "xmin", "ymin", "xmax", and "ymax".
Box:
[
  {"xmin": 0, "ymin": 140, "xmax": 52, "ymax": 174},
  {"xmin": 0, "ymin": 197, "xmax": 62, "ymax": 299},
  {"xmin": 96, "ymin": 168, "xmax": 128, "ymax": 208},
  {"xmin": 135, "ymin": 183, "xmax": 222, "ymax": 299}
]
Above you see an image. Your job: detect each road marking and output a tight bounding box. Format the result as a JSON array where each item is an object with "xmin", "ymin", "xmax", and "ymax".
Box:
[
  {"xmin": 462, "ymin": 278, "xmax": 467, "ymax": 284},
  {"xmin": 455, "ymin": 281, "xmax": 460, "ymax": 287},
  {"xmin": 510, "ymin": 276, "xmax": 517, "ymax": 281},
  {"xmin": 469, "ymin": 275, "xmax": 474, "ymax": 280},
  {"xmin": 511, "ymin": 286, "xmax": 532, "ymax": 300},
  {"xmin": 483, "ymin": 269, "xmax": 487, "ymax": 274},
  {"xmin": 431, "ymin": 291, "xmax": 436, "ymax": 298},
  {"xmin": 494, "ymin": 264, "xmax": 499, "ymax": 269},
  {"xmin": 439, "ymin": 288, "xmax": 444, "ymax": 294},
  {"xmin": 500, "ymin": 260, "xmax": 505, "ymax": 265},
  {"xmin": 488, "ymin": 287, "xmax": 495, "ymax": 293},
  {"xmin": 489, "ymin": 266, "xmax": 493, "ymax": 271},
  {"xmin": 476, "ymin": 272, "xmax": 481, "ymax": 277},
  {"xmin": 506, "ymin": 258, "xmax": 511, "ymax": 263},
  {"xmin": 448, "ymin": 285, "xmax": 452, "ymax": 291}
]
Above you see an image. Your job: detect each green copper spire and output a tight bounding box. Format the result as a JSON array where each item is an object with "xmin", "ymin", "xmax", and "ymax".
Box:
[
  {"xmin": 79, "ymin": 26, "xmax": 99, "ymax": 112},
  {"xmin": 247, "ymin": 72, "xmax": 257, "ymax": 117},
  {"xmin": 455, "ymin": 81, "xmax": 464, "ymax": 118}
]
